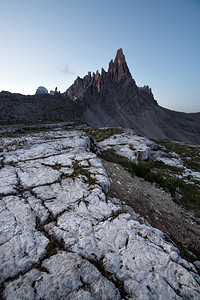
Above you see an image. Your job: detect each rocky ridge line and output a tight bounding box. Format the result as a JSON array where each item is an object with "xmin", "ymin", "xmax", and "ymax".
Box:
[{"xmin": 63, "ymin": 49, "xmax": 200, "ymax": 144}]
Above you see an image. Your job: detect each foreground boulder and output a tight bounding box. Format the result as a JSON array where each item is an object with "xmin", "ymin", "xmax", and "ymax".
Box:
[{"xmin": 0, "ymin": 128, "xmax": 199, "ymax": 299}]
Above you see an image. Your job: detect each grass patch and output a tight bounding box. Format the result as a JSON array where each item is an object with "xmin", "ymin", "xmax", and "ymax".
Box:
[
  {"xmin": 155, "ymin": 139, "xmax": 200, "ymax": 172},
  {"xmin": 21, "ymin": 120, "xmax": 64, "ymax": 126},
  {"xmin": 83, "ymin": 127, "xmax": 124, "ymax": 142},
  {"xmin": 113, "ymin": 209, "xmax": 129, "ymax": 218},
  {"xmin": 88, "ymin": 259, "xmax": 128, "ymax": 299},
  {"xmin": 153, "ymin": 160, "xmax": 184, "ymax": 174},
  {"xmin": 100, "ymin": 149, "xmax": 200, "ymax": 216},
  {"xmin": 23, "ymin": 127, "xmax": 52, "ymax": 134},
  {"xmin": 71, "ymin": 160, "xmax": 97, "ymax": 185},
  {"xmin": 129, "ymin": 144, "xmax": 136, "ymax": 151},
  {"xmin": 5, "ymin": 127, "xmax": 52, "ymax": 137},
  {"xmin": 0, "ymin": 160, "xmax": 4, "ymax": 168},
  {"xmin": 183, "ymin": 158, "xmax": 200, "ymax": 173},
  {"xmin": 42, "ymin": 163, "xmax": 64, "ymax": 170},
  {"xmin": 63, "ymin": 122, "xmax": 83, "ymax": 130},
  {"xmin": 45, "ymin": 239, "xmax": 58, "ymax": 259}
]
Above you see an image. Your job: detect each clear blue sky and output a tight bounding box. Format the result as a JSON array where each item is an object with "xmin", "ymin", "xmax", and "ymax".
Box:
[{"xmin": 0, "ymin": 0, "xmax": 199, "ymax": 112}]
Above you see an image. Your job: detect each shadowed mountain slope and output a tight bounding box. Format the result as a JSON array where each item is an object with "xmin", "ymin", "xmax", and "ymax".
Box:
[
  {"xmin": 64, "ymin": 49, "xmax": 200, "ymax": 143},
  {"xmin": 0, "ymin": 91, "xmax": 75, "ymax": 124}
]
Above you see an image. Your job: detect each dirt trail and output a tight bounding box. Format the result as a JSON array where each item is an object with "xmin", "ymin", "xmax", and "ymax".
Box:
[{"xmin": 102, "ymin": 159, "xmax": 200, "ymax": 262}]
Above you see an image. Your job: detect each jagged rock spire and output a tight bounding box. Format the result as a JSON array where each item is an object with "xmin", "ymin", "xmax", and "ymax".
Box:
[
  {"xmin": 65, "ymin": 48, "xmax": 134, "ymax": 98},
  {"xmin": 108, "ymin": 48, "xmax": 132, "ymax": 80},
  {"xmin": 115, "ymin": 48, "xmax": 125, "ymax": 62}
]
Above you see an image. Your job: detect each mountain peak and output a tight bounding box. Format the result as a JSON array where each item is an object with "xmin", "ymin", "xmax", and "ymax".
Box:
[
  {"xmin": 115, "ymin": 48, "xmax": 124, "ymax": 61},
  {"xmin": 108, "ymin": 48, "xmax": 132, "ymax": 80}
]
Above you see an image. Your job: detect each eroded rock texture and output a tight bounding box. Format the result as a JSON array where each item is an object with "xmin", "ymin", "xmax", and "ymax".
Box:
[{"xmin": 0, "ymin": 129, "xmax": 199, "ymax": 299}]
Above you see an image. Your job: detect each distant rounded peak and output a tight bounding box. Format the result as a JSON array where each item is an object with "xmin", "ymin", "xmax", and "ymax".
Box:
[{"xmin": 35, "ymin": 86, "xmax": 48, "ymax": 95}]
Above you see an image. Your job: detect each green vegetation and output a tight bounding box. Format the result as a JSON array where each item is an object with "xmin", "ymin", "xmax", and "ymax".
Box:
[
  {"xmin": 113, "ymin": 209, "xmax": 129, "ymax": 218},
  {"xmin": 129, "ymin": 144, "xmax": 136, "ymax": 151},
  {"xmin": 42, "ymin": 163, "xmax": 64, "ymax": 170},
  {"xmin": 0, "ymin": 160, "xmax": 4, "ymax": 168},
  {"xmin": 44, "ymin": 239, "xmax": 58, "ymax": 259},
  {"xmin": 88, "ymin": 258, "xmax": 128, "ymax": 299},
  {"xmin": 152, "ymin": 160, "xmax": 184, "ymax": 175},
  {"xmin": 71, "ymin": 160, "xmax": 97, "ymax": 185},
  {"xmin": 5, "ymin": 127, "xmax": 53, "ymax": 137},
  {"xmin": 155, "ymin": 139, "xmax": 200, "ymax": 172},
  {"xmin": 99, "ymin": 148, "xmax": 200, "ymax": 216},
  {"xmin": 83, "ymin": 127, "xmax": 124, "ymax": 142},
  {"xmin": 33, "ymin": 237, "xmax": 63, "ymax": 272},
  {"xmin": 22, "ymin": 127, "xmax": 52, "ymax": 134},
  {"xmin": 22, "ymin": 120, "xmax": 64, "ymax": 126},
  {"xmin": 42, "ymin": 160, "xmax": 97, "ymax": 185}
]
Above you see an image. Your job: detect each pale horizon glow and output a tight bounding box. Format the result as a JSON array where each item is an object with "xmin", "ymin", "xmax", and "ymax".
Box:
[{"xmin": 0, "ymin": 0, "xmax": 200, "ymax": 113}]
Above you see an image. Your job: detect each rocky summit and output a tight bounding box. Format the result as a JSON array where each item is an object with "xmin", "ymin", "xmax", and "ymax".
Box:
[
  {"xmin": 0, "ymin": 124, "xmax": 200, "ymax": 299},
  {"xmin": 64, "ymin": 49, "xmax": 200, "ymax": 143},
  {"xmin": 0, "ymin": 49, "xmax": 200, "ymax": 143}
]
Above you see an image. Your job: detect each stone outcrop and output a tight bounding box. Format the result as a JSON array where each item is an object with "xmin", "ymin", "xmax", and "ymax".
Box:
[
  {"xmin": 0, "ymin": 126, "xmax": 199, "ymax": 299},
  {"xmin": 97, "ymin": 128, "xmax": 200, "ymax": 191},
  {"xmin": 98, "ymin": 129, "xmax": 156, "ymax": 161}
]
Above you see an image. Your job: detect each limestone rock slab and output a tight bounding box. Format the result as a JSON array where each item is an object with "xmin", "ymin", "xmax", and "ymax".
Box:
[
  {"xmin": 98, "ymin": 131, "xmax": 155, "ymax": 161},
  {"xmin": 3, "ymin": 252, "xmax": 121, "ymax": 300},
  {"xmin": 0, "ymin": 196, "xmax": 49, "ymax": 284},
  {"xmin": 0, "ymin": 128, "xmax": 199, "ymax": 299},
  {"xmin": 0, "ymin": 166, "xmax": 18, "ymax": 195}
]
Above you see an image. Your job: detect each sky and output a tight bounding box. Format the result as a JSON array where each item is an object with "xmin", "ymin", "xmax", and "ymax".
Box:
[{"xmin": 0, "ymin": 0, "xmax": 200, "ymax": 113}]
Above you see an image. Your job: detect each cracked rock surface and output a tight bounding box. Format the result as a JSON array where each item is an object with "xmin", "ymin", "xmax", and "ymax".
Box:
[
  {"xmin": 98, "ymin": 130, "xmax": 156, "ymax": 161},
  {"xmin": 0, "ymin": 128, "xmax": 199, "ymax": 299}
]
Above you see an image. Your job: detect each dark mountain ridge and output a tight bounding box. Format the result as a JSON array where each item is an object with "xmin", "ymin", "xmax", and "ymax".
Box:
[
  {"xmin": 64, "ymin": 49, "xmax": 200, "ymax": 143},
  {"xmin": 0, "ymin": 48, "xmax": 199, "ymax": 143},
  {"xmin": 0, "ymin": 91, "xmax": 75, "ymax": 124}
]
